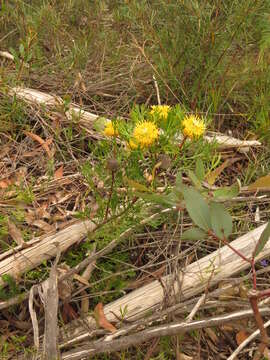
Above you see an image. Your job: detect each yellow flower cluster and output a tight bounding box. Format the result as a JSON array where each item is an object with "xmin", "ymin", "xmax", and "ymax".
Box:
[
  {"xmin": 103, "ymin": 121, "xmax": 118, "ymax": 137},
  {"xmin": 150, "ymin": 105, "xmax": 171, "ymax": 120},
  {"xmin": 132, "ymin": 121, "xmax": 159, "ymax": 148},
  {"xmin": 182, "ymin": 115, "xmax": 205, "ymax": 139}
]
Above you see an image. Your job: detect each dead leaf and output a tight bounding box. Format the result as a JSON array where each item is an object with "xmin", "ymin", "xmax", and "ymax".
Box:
[
  {"xmin": 206, "ymin": 158, "xmax": 241, "ymax": 185},
  {"xmin": 54, "ymin": 165, "xmax": 63, "ymax": 179},
  {"xmin": 248, "ymin": 174, "xmax": 270, "ymax": 190},
  {"xmin": 177, "ymin": 352, "xmax": 193, "ymax": 360},
  {"xmin": 8, "ymin": 219, "xmax": 25, "ymax": 246},
  {"xmin": 32, "ymin": 220, "xmax": 54, "ymax": 232},
  {"xmin": 206, "ymin": 160, "xmax": 230, "ymax": 185},
  {"xmin": 23, "ymin": 131, "xmax": 53, "ymax": 158},
  {"xmin": 94, "ymin": 303, "xmax": 116, "ymax": 333},
  {"xmin": 0, "ymin": 179, "xmax": 11, "ymax": 189},
  {"xmin": 236, "ymin": 330, "xmax": 249, "ymax": 345}
]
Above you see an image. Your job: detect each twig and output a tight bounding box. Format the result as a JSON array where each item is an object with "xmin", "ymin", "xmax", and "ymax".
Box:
[
  {"xmin": 61, "ymin": 308, "xmax": 270, "ymax": 359},
  {"xmin": 248, "ymin": 290, "xmax": 270, "ymax": 360},
  {"xmin": 228, "ymin": 319, "xmax": 270, "ymax": 360},
  {"xmin": 185, "ymin": 294, "xmax": 206, "ymax": 323},
  {"xmin": 153, "ymin": 75, "xmax": 161, "ymax": 105}
]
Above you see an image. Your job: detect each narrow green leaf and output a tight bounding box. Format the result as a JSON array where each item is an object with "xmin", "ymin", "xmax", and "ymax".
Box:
[
  {"xmin": 210, "ymin": 202, "xmax": 232, "ymax": 239},
  {"xmin": 195, "ymin": 158, "xmax": 205, "ymax": 181},
  {"xmin": 125, "ymin": 178, "xmax": 151, "ymax": 193},
  {"xmin": 175, "ymin": 171, "xmax": 183, "ymax": 190},
  {"xmin": 181, "ymin": 227, "xmax": 206, "ymax": 241},
  {"xmin": 188, "ymin": 170, "xmax": 202, "ymax": 190},
  {"xmin": 213, "ymin": 181, "xmax": 240, "ymax": 200},
  {"xmin": 136, "ymin": 191, "xmax": 179, "ymax": 207},
  {"xmin": 19, "ymin": 43, "xmax": 25, "ymax": 57},
  {"xmin": 254, "ymin": 221, "xmax": 270, "ymax": 257},
  {"xmin": 182, "ymin": 187, "xmax": 211, "ymax": 231}
]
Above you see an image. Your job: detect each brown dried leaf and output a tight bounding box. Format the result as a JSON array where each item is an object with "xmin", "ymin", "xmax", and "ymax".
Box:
[
  {"xmin": 94, "ymin": 303, "xmax": 116, "ymax": 333},
  {"xmin": 206, "ymin": 158, "xmax": 242, "ymax": 186},
  {"xmin": 54, "ymin": 165, "xmax": 63, "ymax": 179},
  {"xmin": 32, "ymin": 220, "xmax": 54, "ymax": 232},
  {"xmin": 236, "ymin": 330, "xmax": 249, "ymax": 345},
  {"xmin": 0, "ymin": 179, "xmax": 11, "ymax": 189},
  {"xmin": 248, "ymin": 174, "xmax": 270, "ymax": 190},
  {"xmin": 8, "ymin": 219, "xmax": 25, "ymax": 246},
  {"xmin": 206, "ymin": 160, "xmax": 230, "ymax": 185},
  {"xmin": 23, "ymin": 131, "xmax": 53, "ymax": 158}
]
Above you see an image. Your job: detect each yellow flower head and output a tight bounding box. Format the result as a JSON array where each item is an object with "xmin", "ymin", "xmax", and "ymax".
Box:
[
  {"xmin": 103, "ymin": 121, "xmax": 118, "ymax": 137},
  {"xmin": 182, "ymin": 115, "xmax": 205, "ymax": 139},
  {"xmin": 150, "ymin": 105, "xmax": 171, "ymax": 120},
  {"xmin": 133, "ymin": 121, "xmax": 159, "ymax": 148},
  {"xmin": 127, "ymin": 139, "xmax": 138, "ymax": 150}
]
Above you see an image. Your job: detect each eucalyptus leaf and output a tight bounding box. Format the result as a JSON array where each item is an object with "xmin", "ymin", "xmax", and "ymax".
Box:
[
  {"xmin": 210, "ymin": 202, "xmax": 232, "ymax": 239},
  {"xmin": 195, "ymin": 158, "xmax": 205, "ymax": 181},
  {"xmin": 253, "ymin": 221, "xmax": 270, "ymax": 257},
  {"xmin": 188, "ymin": 170, "xmax": 202, "ymax": 190},
  {"xmin": 213, "ymin": 181, "xmax": 240, "ymax": 200},
  {"xmin": 181, "ymin": 227, "xmax": 206, "ymax": 241},
  {"xmin": 182, "ymin": 187, "xmax": 211, "ymax": 231}
]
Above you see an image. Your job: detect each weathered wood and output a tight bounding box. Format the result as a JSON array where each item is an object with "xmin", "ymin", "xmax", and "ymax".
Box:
[
  {"xmin": 9, "ymin": 87, "xmax": 261, "ymax": 149},
  {"xmin": 0, "ymin": 220, "xmax": 96, "ymax": 286},
  {"xmin": 59, "ymin": 223, "xmax": 269, "ymax": 347}
]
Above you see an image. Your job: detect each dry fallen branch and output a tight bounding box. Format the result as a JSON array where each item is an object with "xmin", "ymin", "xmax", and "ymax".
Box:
[
  {"xmin": 40, "ymin": 251, "xmax": 60, "ymax": 360},
  {"xmin": 59, "ymin": 223, "xmax": 269, "ymax": 348},
  {"xmin": 0, "ymin": 220, "xmax": 96, "ymax": 286},
  {"xmin": 60, "ymin": 307, "xmax": 270, "ymax": 359},
  {"xmin": 8, "ymin": 87, "xmax": 261, "ymax": 150}
]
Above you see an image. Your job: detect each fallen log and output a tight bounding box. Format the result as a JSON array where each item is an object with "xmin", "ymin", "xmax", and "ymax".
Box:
[
  {"xmin": 0, "ymin": 220, "xmax": 96, "ymax": 286},
  {"xmin": 59, "ymin": 223, "xmax": 269, "ymax": 348},
  {"xmin": 9, "ymin": 87, "xmax": 261, "ymax": 150}
]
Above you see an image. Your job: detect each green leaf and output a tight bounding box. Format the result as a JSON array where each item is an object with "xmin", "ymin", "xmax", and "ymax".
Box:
[
  {"xmin": 125, "ymin": 178, "xmax": 151, "ymax": 193},
  {"xmin": 253, "ymin": 221, "xmax": 270, "ymax": 257},
  {"xmin": 213, "ymin": 181, "xmax": 240, "ymax": 200},
  {"xmin": 175, "ymin": 171, "xmax": 183, "ymax": 190},
  {"xmin": 136, "ymin": 192, "xmax": 179, "ymax": 207},
  {"xmin": 182, "ymin": 187, "xmax": 211, "ymax": 231},
  {"xmin": 195, "ymin": 158, "xmax": 205, "ymax": 181},
  {"xmin": 19, "ymin": 43, "xmax": 25, "ymax": 57},
  {"xmin": 181, "ymin": 227, "xmax": 206, "ymax": 241},
  {"xmin": 210, "ymin": 202, "xmax": 232, "ymax": 239},
  {"xmin": 188, "ymin": 170, "xmax": 202, "ymax": 190}
]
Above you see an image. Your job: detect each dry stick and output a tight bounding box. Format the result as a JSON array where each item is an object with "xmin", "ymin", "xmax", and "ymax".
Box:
[
  {"xmin": 153, "ymin": 75, "xmax": 161, "ymax": 105},
  {"xmin": 228, "ymin": 319, "xmax": 270, "ymax": 360},
  {"xmin": 61, "ymin": 308, "xmax": 270, "ymax": 360},
  {"xmin": 185, "ymin": 294, "xmax": 206, "ymax": 323}
]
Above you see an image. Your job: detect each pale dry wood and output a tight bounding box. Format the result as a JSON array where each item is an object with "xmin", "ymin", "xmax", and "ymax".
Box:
[
  {"xmin": 40, "ymin": 251, "xmax": 60, "ymax": 360},
  {"xmin": 0, "ymin": 50, "xmax": 14, "ymax": 61},
  {"xmin": 9, "ymin": 87, "xmax": 261, "ymax": 149},
  {"xmin": 0, "ymin": 220, "xmax": 96, "ymax": 286},
  {"xmin": 61, "ymin": 307, "xmax": 270, "ymax": 359},
  {"xmin": 59, "ymin": 223, "xmax": 268, "ymax": 347}
]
